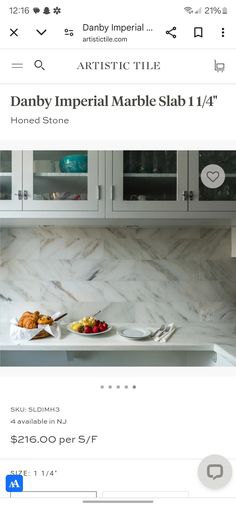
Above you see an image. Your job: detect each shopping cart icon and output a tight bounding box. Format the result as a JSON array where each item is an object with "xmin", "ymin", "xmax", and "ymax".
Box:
[{"xmin": 214, "ymin": 60, "xmax": 225, "ymax": 72}]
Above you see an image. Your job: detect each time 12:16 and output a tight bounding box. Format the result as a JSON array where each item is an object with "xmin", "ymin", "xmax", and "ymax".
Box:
[{"xmin": 9, "ymin": 7, "xmax": 30, "ymax": 14}]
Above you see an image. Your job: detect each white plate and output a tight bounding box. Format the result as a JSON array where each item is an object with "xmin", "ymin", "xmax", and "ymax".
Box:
[
  {"xmin": 119, "ymin": 327, "xmax": 152, "ymax": 340},
  {"xmin": 67, "ymin": 323, "xmax": 112, "ymax": 337}
]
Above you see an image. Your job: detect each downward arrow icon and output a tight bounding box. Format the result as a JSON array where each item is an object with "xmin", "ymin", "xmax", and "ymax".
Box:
[{"xmin": 36, "ymin": 29, "xmax": 47, "ymax": 35}]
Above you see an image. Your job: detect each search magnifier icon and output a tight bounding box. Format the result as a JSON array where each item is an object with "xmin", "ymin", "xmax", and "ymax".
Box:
[{"xmin": 34, "ymin": 59, "xmax": 45, "ymax": 70}]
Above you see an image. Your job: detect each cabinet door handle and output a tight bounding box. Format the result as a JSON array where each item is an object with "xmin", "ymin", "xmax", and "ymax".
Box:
[
  {"xmin": 23, "ymin": 190, "xmax": 29, "ymax": 200},
  {"xmin": 182, "ymin": 190, "xmax": 188, "ymax": 201},
  {"xmin": 189, "ymin": 191, "xmax": 194, "ymax": 200},
  {"xmin": 14, "ymin": 190, "xmax": 23, "ymax": 200},
  {"xmin": 96, "ymin": 185, "xmax": 101, "ymax": 200},
  {"xmin": 111, "ymin": 185, "xmax": 115, "ymax": 200}
]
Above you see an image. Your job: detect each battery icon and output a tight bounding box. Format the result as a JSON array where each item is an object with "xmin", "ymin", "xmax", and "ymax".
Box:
[{"xmin": 222, "ymin": 7, "xmax": 228, "ymax": 14}]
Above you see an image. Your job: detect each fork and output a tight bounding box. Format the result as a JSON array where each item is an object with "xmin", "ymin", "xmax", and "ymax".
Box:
[
  {"xmin": 159, "ymin": 323, "xmax": 176, "ymax": 343},
  {"xmin": 151, "ymin": 324, "xmax": 166, "ymax": 341}
]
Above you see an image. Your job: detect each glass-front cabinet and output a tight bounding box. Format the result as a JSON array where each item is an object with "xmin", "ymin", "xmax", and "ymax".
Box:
[
  {"xmin": 1, "ymin": 150, "xmax": 236, "ymax": 216},
  {"xmin": 189, "ymin": 151, "xmax": 236, "ymax": 211},
  {"xmin": 23, "ymin": 151, "xmax": 100, "ymax": 211},
  {"xmin": 0, "ymin": 151, "xmax": 103, "ymax": 213},
  {"xmin": 108, "ymin": 151, "xmax": 188, "ymax": 214},
  {"xmin": 0, "ymin": 151, "xmax": 22, "ymax": 210}
]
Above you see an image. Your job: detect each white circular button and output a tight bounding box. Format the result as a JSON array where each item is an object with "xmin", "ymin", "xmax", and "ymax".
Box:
[
  {"xmin": 200, "ymin": 164, "xmax": 225, "ymax": 189},
  {"xmin": 198, "ymin": 454, "xmax": 232, "ymax": 489}
]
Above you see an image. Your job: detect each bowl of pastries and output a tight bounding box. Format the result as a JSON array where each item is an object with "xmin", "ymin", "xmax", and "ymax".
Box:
[{"xmin": 17, "ymin": 311, "xmax": 55, "ymax": 339}]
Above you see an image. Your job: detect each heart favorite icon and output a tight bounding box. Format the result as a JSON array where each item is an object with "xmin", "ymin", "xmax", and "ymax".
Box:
[{"xmin": 206, "ymin": 171, "xmax": 220, "ymax": 182}]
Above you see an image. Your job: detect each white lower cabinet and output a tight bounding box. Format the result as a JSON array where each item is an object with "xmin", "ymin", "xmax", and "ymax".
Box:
[
  {"xmin": 213, "ymin": 353, "xmax": 235, "ymax": 367},
  {"xmin": 1, "ymin": 349, "xmax": 234, "ymax": 367}
]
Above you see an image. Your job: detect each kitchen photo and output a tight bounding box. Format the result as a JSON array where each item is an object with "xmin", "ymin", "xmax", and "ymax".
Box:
[{"xmin": 0, "ymin": 149, "xmax": 236, "ymax": 367}]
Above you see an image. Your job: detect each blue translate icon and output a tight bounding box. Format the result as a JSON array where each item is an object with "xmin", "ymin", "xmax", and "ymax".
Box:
[{"xmin": 6, "ymin": 475, "xmax": 23, "ymax": 492}]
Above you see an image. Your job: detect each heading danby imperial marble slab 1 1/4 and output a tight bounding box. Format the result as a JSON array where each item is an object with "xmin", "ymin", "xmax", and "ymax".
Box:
[
  {"xmin": 10, "ymin": 95, "xmax": 217, "ymax": 110},
  {"xmin": 9, "ymin": 95, "xmax": 179, "ymax": 109}
]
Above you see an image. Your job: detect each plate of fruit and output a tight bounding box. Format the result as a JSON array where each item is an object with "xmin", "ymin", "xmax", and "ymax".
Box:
[{"xmin": 67, "ymin": 316, "xmax": 111, "ymax": 336}]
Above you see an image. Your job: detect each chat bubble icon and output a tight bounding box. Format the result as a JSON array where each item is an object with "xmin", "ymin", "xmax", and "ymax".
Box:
[
  {"xmin": 207, "ymin": 464, "xmax": 224, "ymax": 480},
  {"xmin": 198, "ymin": 455, "xmax": 232, "ymax": 489}
]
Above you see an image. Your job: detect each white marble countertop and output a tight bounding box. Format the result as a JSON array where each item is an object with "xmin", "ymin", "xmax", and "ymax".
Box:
[{"xmin": 0, "ymin": 322, "xmax": 236, "ymax": 364}]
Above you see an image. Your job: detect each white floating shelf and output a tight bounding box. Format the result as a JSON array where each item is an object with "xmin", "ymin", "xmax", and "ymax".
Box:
[{"xmin": 0, "ymin": 172, "xmax": 12, "ymax": 177}]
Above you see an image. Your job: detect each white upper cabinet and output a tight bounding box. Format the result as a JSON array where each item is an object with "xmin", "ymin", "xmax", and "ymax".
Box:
[
  {"xmin": 1, "ymin": 150, "xmax": 236, "ymax": 218},
  {"xmin": 23, "ymin": 151, "xmax": 103, "ymax": 213},
  {"xmin": 0, "ymin": 151, "xmax": 105, "ymax": 216},
  {"xmin": 106, "ymin": 151, "xmax": 188, "ymax": 217},
  {"xmin": 0, "ymin": 151, "xmax": 22, "ymax": 211},
  {"xmin": 189, "ymin": 151, "xmax": 236, "ymax": 211}
]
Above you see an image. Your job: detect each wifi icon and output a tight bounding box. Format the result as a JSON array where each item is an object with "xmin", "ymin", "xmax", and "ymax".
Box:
[{"xmin": 184, "ymin": 6, "xmax": 194, "ymax": 14}]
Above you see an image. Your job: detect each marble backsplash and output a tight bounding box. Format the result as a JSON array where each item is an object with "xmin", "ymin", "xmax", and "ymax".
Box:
[{"xmin": 0, "ymin": 226, "xmax": 235, "ymax": 324}]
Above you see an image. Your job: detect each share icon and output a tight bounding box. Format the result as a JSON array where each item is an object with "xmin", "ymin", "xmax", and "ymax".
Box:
[{"xmin": 166, "ymin": 26, "xmax": 177, "ymax": 38}]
